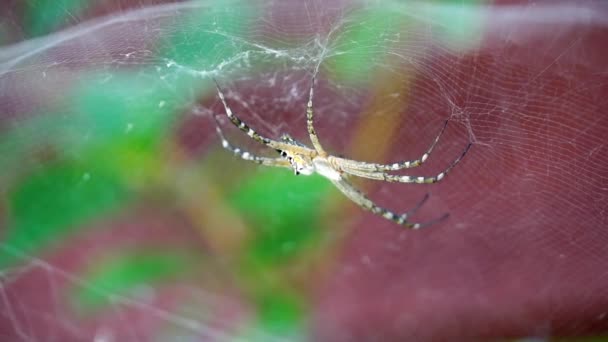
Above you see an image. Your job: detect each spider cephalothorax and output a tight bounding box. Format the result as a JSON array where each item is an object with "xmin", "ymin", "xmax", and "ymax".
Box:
[
  {"xmin": 276, "ymin": 134, "xmax": 315, "ymax": 175},
  {"xmin": 278, "ymin": 149, "xmax": 315, "ymax": 176},
  {"xmin": 211, "ymin": 76, "xmax": 471, "ymax": 228}
]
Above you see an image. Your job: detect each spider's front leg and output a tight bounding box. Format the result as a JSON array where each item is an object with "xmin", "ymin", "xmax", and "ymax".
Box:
[
  {"xmin": 306, "ymin": 75, "xmax": 328, "ymax": 156},
  {"xmin": 213, "ymin": 78, "xmax": 273, "ymax": 147},
  {"xmin": 211, "ymin": 110, "xmax": 291, "ymax": 169},
  {"xmin": 213, "ymin": 78, "xmax": 317, "ymax": 155},
  {"xmin": 330, "ymin": 177, "xmax": 448, "ymax": 229}
]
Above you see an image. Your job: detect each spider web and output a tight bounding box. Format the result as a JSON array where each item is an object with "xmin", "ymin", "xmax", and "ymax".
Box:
[{"xmin": 1, "ymin": 0, "xmax": 608, "ymax": 341}]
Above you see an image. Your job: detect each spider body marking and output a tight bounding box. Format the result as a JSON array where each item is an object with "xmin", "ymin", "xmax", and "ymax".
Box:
[
  {"xmin": 275, "ymin": 134, "xmax": 343, "ymax": 178},
  {"xmin": 211, "ymin": 76, "xmax": 472, "ymax": 228},
  {"xmin": 276, "ymin": 134, "xmax": 315, "ymax": 176}
]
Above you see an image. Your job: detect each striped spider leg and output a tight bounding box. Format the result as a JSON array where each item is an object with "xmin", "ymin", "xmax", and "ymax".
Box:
[
  {"xmin": 211, "ymin": 77, "xmax": 471, "ymax": 228},
  {"xmin": 212, "ymin": 78, "xmax": 318, "ymax": 174}
]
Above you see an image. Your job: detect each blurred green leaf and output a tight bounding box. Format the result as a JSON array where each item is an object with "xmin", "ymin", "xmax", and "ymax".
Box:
[
  {"xmin": 0, "ymin": 70, "xmax": 179, "ymax": 268},
  {"xmin": 418, "ymin": 0, "xmax": 484, "ymax": 51},
  {"xmin": 228, "ymin": 168, "xmax": 330, "ymax": 266},
  {"xmin": 159, "ymin": 0, "xmax": 256, "ymax": 69},
  {"xmin": 257, "ymin": 290, "xmax": 306, "ymax": 339},
  {"xmin": 24, "ymin": 0, "xmax": 88, "ymax": 37},
  {"xmin": 330, "ymin": 1, "xmax": 484, "ymax": 82},
  {"xmin": 328, "ymin": 7, "xmax": 405, "ymax": 82},
  {"xmin": 0, "ymin": 69, "xmax": 174, "ymax": 180},
  {"xmin": 70, "ymin": 72, "xmax": 176, "ymax": 146},
  {"xmin": 71, "ymin": 251, "xmax": 194, "ymax": 313},
  {"xmin": 2, "ymin": 161, "xmax": 129, "ymax": 267}
]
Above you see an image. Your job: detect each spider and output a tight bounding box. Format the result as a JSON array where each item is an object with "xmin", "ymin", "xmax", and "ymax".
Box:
[{"xmin": 210, "ymin": 76, "xmax": 472, "ymax": 228}]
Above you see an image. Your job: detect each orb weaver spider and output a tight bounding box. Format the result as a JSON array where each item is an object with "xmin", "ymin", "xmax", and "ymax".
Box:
[{"xmin": 210, "ymin": 76, "xmax": 472, "ymax": 228}]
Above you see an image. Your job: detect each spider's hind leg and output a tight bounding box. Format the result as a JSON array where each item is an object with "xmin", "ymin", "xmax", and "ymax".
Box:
[
  {"xmin": 407, "ymin": 193, "xmax": 430, "ymax": 217},
  {"xmin": 379, "ymin": 119, "xmax": 450, "ymax": 171},
  {"xmin": 380, "ymin": 194, "xmax": 448, "ymax": 229},
  {"xmin": 330, "ymin": 119, "xmax": 452, "ymax": 172},
  {"xmin": 339, "ymin": 142, "xmax": 472, "ymax": 184},
  {"xmin": 330, "ymin": 178, "xmax": 447, "ymax": 229}
]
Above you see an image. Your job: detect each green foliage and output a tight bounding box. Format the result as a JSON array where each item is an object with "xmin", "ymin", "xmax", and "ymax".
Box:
[
  {"xmin": 159, "ymin": 0, "xmax": 256, "ymax": 69},
  {"xmin": 70, "ymin": 251, "xmax": 194, "ymax": 313},
  {"xmin": 2, "ymin": 162, "xmax": 129, "ymax": 267},
  {"xmin": 0, "ymin": 71, "xmax": 175, "ymax": 267},
  {"xmin": 329, "ymin": 1, "xmax": 484, "ymax": 82},
  {"xmin": 257, "ymin": 290, "xmax": 306, "ymax": 339},
  {"xmin": 328, "ymin": 7, "xmax": 405, "ymax": 82},
  {"xmin": 227, "ymin": 168, "xmax": 330, "ymax": 266},
  {"xmin": 70, "ymin": 72, "xmax": 175, "ymax": 146},
  {"xmin": 24, "ymin": 0, "xmax": 88, "ymax": 37}
]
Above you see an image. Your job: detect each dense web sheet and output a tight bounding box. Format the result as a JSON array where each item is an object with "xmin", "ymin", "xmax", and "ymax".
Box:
[{"xmin": 1, "ymin": 0, "xmax": 608, "ymax": 341}]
